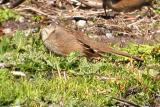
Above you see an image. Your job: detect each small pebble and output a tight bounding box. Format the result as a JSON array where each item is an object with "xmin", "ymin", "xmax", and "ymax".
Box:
[
  {"xmin": 76, "ymin": 20, "xmax": 86, "ymax": 28},
  {"xmin": 105, "ymin": 33, "xmax": 113, "ymax": 39},
  {"xmin": 3, "ymin": 28, "xmax": 12, "ymax": 34},
  {"xmin": 71, "ymin": 0, "xmax": 81, "ymax": 5},
  {"xmin": 11, "ymin": 71, "xmax": 26, "ymax": 77},
  {"xmin": 18, "ymin": 16, "xmax": 25, "ymax": 23}
]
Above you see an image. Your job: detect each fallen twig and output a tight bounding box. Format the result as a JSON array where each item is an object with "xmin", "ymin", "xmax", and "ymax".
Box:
[
  {"xmin": 15, "ymin": 6, "xmax": 57, "ymax": 20},
  {"xmin": 105, "ymin": 95, "xmax": 142, "ymax": 107},
  {"xmin": 77, "ymin": 0, "xmax": 102, "ymax": 9}
]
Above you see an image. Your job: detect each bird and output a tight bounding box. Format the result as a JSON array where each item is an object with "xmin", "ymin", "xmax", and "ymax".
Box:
[
  {"xmin": 41, "ymin": 24, "xmax": 143, "ymax": 61},
  {"xmin": 41, "ymin": 24, "xmax": 100, "ymax": 58},
  {"xmin": 102, "ymin": 0, "xmax": 154, "ymax": 16}
]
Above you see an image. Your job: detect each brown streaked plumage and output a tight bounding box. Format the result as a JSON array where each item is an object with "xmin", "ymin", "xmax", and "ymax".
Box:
[{"xmin": 102, "ymin": 0, "xmax": 153, "ymax": 15}]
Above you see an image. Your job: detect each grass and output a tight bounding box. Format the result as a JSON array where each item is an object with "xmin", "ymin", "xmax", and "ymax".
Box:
[
  {"xmin": 0, "ymin": 8, "xmax": 160, "ymax": 106},
  {"xmin": 0, "ymin": 8, "xmax": 19, "ymax": 24}
]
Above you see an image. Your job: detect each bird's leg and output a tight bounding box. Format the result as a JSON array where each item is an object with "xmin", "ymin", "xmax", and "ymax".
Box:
[
  {"xmin": 102, "ymin": 0, "xmax": 107, "ymax": 16},
  {"xmin": 146, "ymin": 6, "xmax": 155, "ymax": 17}
]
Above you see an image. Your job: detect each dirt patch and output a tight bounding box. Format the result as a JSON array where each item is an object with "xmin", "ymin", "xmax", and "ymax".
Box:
[{"xmin": 1, "ymin": 0, "xmax": 160, "ymax": 46}]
